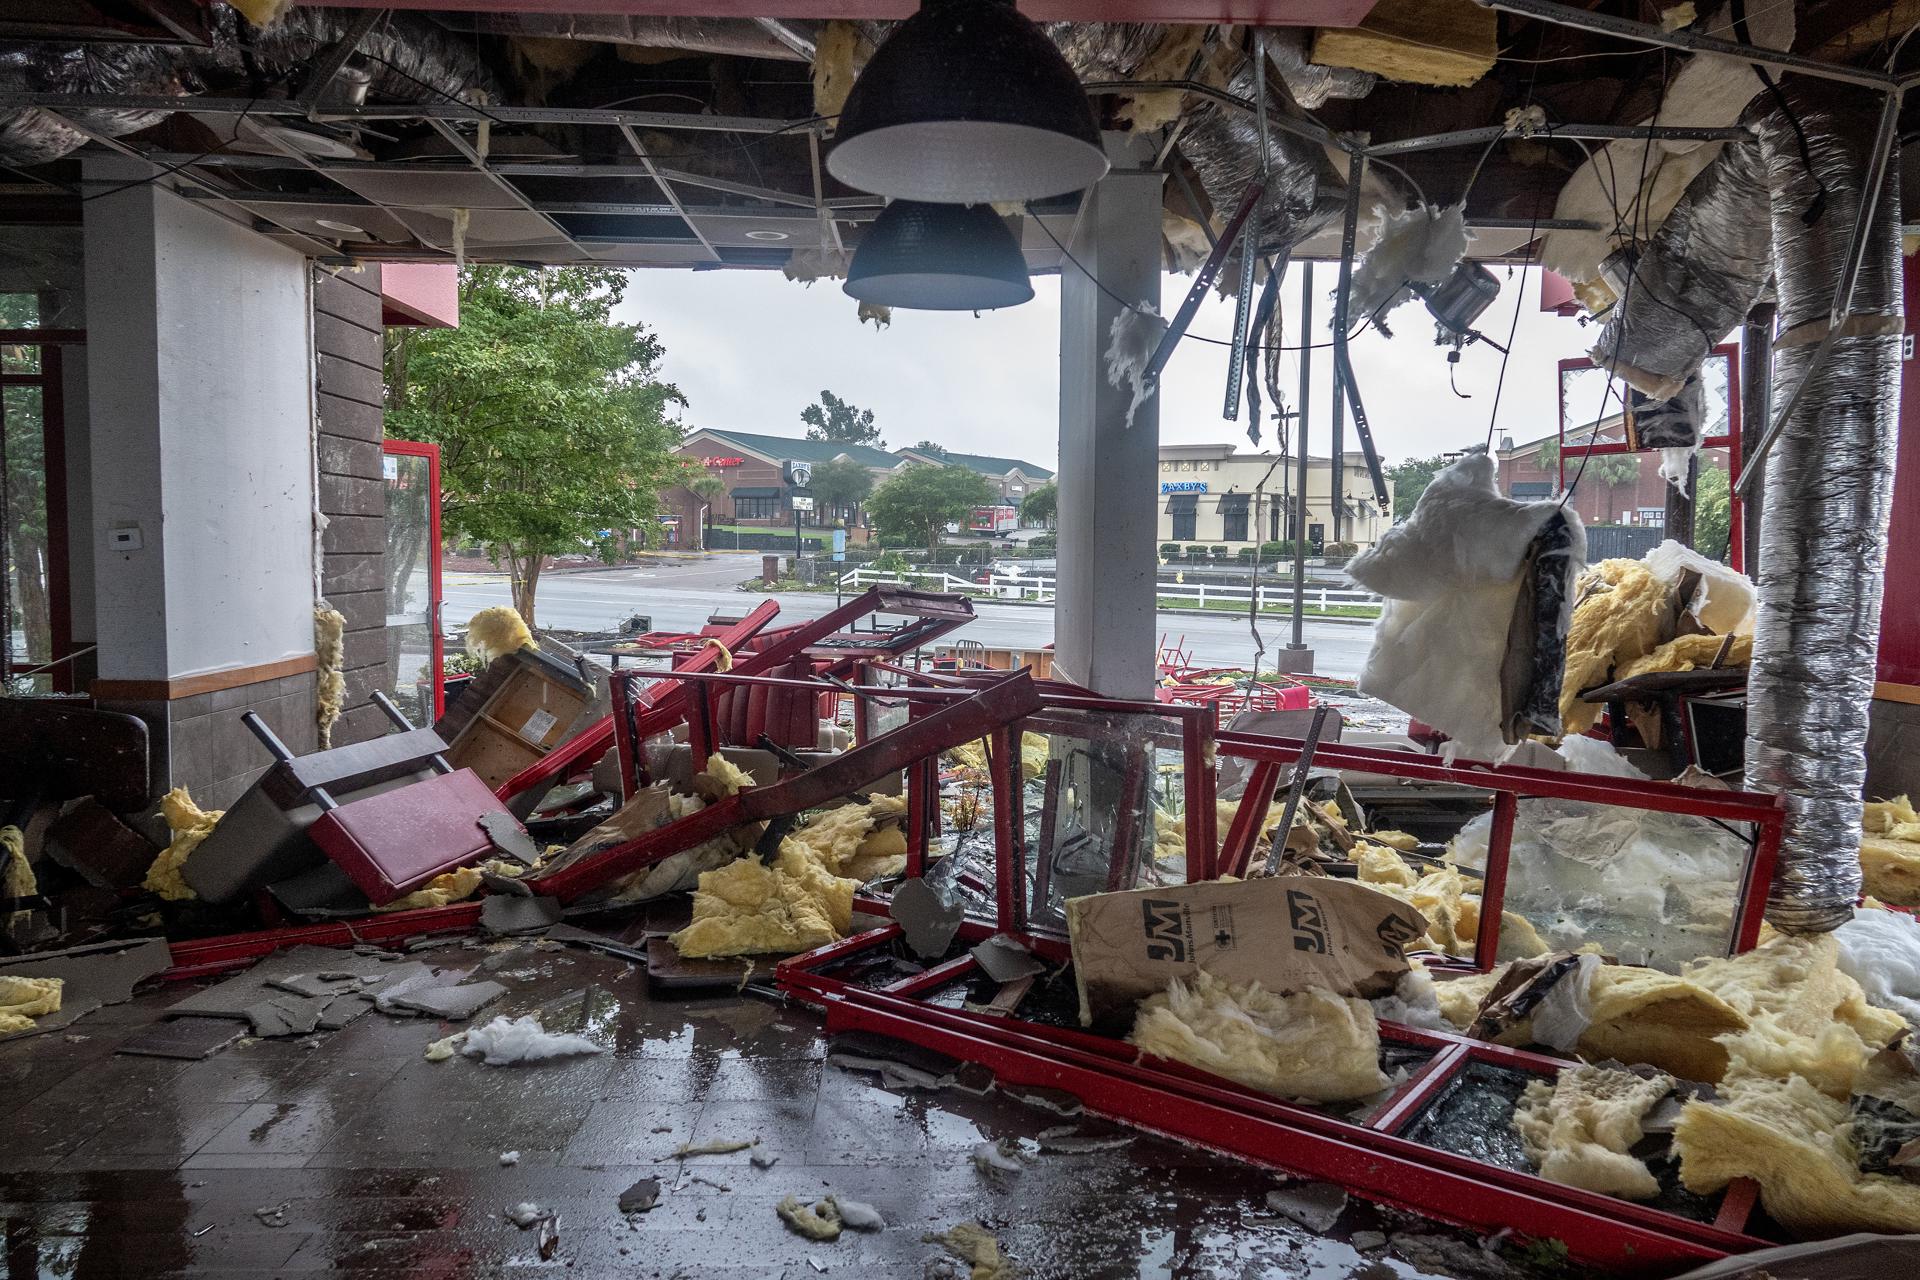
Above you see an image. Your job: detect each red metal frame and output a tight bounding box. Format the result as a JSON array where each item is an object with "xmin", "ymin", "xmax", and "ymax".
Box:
[
  {"xmin": 1554, "ymin": 343, "xmax": 1746, "ymax": 569},
  {"xmin": 382, "ymin": 440, "xmax": 444, "ymax": 720},
  {"xmin": 161, "ymin": 902, "xmax": 483, "ymax": 981},
  {"xmin": 767, "ymin": 697, "xmax": 1789, "ymax": 1270}
]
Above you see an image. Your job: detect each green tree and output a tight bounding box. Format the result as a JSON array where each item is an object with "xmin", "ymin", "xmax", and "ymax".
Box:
[
  {"xmin": 1694, "ymin": 464, "xmax": 1732, "ymax": 562},
  {"xmin": 687, "ymin": 471, "xmax": 727, "ymax": 550},
  {"xmin": 1385, "ymin": 454, "xmax": 1447, "ymax": 521},
  {"xmin": 809, "ymin": 456, "xmax": 874, "ymax": 526},
  {"xmin": 801, "ymin": 389, "xmax": 883, "ymax": 447},
  {"xmin": 1020, "ymin": 481, "xmax": 1057, "ymax": 527},
  {"xmin": 385, "ymin": 266, "xmax": 686, "ymax": 627},
  {"xmin": 866, "ymin": 464, "xmax": 995, "ymax": 553}
]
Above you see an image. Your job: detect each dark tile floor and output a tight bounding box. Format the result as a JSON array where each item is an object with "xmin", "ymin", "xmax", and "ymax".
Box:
[{"xmin": 0, "ymin": 939, "xmax": 1504, "ymax": 1279}]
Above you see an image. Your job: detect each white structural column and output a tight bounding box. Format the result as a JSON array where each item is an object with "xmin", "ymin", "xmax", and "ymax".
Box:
[
  {"xmin": 82, "ymin": 158, "xmax": 318, "ymax": 686},
  {"xmin": 1054, "ymin": 134, "xmax": 1165, "ymax": 699}
]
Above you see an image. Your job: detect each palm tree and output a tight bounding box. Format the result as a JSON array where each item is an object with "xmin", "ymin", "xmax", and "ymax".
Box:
[{"xmin": 688, "ymin": 473, "xmax": 726, "ymax": 550}]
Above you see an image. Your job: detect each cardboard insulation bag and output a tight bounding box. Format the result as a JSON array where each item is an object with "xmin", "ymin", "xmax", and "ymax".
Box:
[{"xmin": 1065, "ymin": 876, "xmax": 1428, "ymax": 1031}]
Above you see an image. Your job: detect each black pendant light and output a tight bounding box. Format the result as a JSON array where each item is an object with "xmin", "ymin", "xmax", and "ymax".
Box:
[
  {"xmin": 827, "ymin": 0, "xmax": 1108, "ymax": 204},
  {"xmin": 844, "ymin": 201, "xmax": 1034, "ymax": 311}
]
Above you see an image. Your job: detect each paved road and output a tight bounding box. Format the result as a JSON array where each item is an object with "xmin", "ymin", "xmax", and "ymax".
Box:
[{"xmin": 444, "ymin": 553, "xmax": 1376, "ymax": 678}]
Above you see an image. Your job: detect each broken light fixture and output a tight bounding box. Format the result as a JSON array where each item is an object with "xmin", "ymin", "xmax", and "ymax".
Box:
[
  {"xmin": 844, "ymin": 201, "xmax": 1034, "ymax": 311},
  {"xmin": 826, "ymin": 0, "xmax": 1107, "ymax": 204}
]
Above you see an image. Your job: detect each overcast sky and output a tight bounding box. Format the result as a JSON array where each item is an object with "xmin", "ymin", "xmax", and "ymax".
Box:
[{"xmin": 616, "ymin": 263, "xmax": 1601, "ymax": 469}]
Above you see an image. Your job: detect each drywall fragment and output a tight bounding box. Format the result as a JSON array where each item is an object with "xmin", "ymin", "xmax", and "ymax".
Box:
[
  {"xmin": 1264, "ymin": 1181, "xmax": 1349, "ymax": 1232},
  {"xmin": 386, "ymin": 979, "xmax": 508, "ymax": 1022},
  {"xmin": 618, "ymin": 1177, "xmax": 661, "ymax": 1214},
  {"xmin": 892, "ymin": 877, "xmax": 963, "ymax": 960},
  {"xmin": 480, "ymin": 895, "xmax": 562, "ymax": 936},
  {"xmin": 971, "ymin": 935, "xmax": 1045, "ymax": 983}
]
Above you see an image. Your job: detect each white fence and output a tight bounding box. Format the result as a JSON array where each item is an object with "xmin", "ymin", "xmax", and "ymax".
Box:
[{"xmin": 836, "ymin": 568, "xmax": 1381, "ymax": 613}]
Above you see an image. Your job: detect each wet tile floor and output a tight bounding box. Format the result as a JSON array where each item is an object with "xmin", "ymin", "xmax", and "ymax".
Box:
[{"xmin": 0, "ymin": 939, "xmax": 1513, "ymax": 1278}]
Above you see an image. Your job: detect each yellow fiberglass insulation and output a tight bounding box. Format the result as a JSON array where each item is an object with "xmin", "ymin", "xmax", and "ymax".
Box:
[
  {"xmin": 1128, "ymin": 969, "xmax": 1389, "ymax": 1103},
  {"xmin": 1861, "ymin": 797, "xmax": 1920, "ymax": 905},
  {"xmin": 466, "ymin": 606, "xmax": 538, "ymax": 665},
  {"xmin": 944, "ymin": 733, "xmax": 1048, "ymax": 782},
  {"xmin": 314, "ymin": 602, "xmax": 346, "ymax": 750},
  {"xmin": 0, "ymin": 975, "xmax": 62, "ymax": 1035},
  {"xmin": 143, "ymin": 788, "xmax": 223, "ymax": 901},
  {"xmin": 1355, "ymin": 841, "xmax": 1420, "ymax": 888},
  {"xmin": 1683, "ymin": 934, "xmax": 1905, "ymax": 1098},
  {"xmin": 1560, "ymin": 559, "xmax": 1673, "ymax": 734},
  {"xmin": 2, "ymin": 825, "xmax": 35, "ymax": 899},
  {"xmin": 1363, "ymin": 862, "xmax": 1548, "ymax": 961},
  {"xmin": 1369, "ymin": 830, "xmax": 1422, "ymax": 852},
  {"xmin": 374, "ymin": 865, "xmax": 486, "ymax": 912},
  {"xmin": 1437, "ymin": 962, "xmax": 1746, "ymax": 1084},
  {"xmin": 1675, "ymin": 1071, "xmax": 1920, "ymax": 1235},
  {"xmin": 788, "ymin": 794, "xmax": 910, "ymax": 881},
  {"xmin": 1616, "ymin": 630, "xmax": 1752, "ymax": 682},
  {"xmin": 693, "ymin": 753, "xmax": 756, "ymax": 803},
  {"xmin": 667, "ymin": 843, "xmax": 859, "ymax": 959},
  {"xmin": 1514, "ymin": 1064, "xmax": 1673, "ymax": 1200}
]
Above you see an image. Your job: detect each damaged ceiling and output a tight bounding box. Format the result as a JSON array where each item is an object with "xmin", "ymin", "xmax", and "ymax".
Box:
[{"xmin": 0, "ymin": 1, "xmax": 1914, "ymax": 284}]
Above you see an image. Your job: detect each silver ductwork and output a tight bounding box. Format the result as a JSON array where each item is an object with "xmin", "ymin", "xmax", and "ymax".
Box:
[
  {"xmin": 1747, "ymin": 81, "xmax": 1903, "ymax": 934},
  {"xmin": 1263, "ymin": 28, "xmax": 1374, "ymax": 109},
  {"xmin": 0, "ymin": 7, "xmax": 498, "ymax": 167},
  {"xmin": 427, "ymin": 13, "xmax": 818, "ymax": 62},
  {"xmin": 1178, "ymin": 59, "xmax": 1346, "ymax": 253},
  {"xmin": 1587, "ymin": 131, "xmax": 1773, "ymax": 400}
]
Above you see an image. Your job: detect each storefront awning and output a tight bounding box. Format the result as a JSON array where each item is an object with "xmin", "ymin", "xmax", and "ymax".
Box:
[
  {"xmin": 1165, "ymin": 494, "xmax": 1198, "ymax": 514},
  {"xmin": 730, "ymin": 486, "xmax": 781, "ymax": 498},
  {"xmin": 1217, "ymin": 493, "xmax": 1250, "ymax": 513}
]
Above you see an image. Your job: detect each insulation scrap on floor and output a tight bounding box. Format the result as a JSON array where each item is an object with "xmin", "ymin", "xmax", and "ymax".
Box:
[
  {"xmin": 666, "ymin": 843, "xmax": 859, "ymax": 959},
  {"xmin": 2, "ymin": 825, "xmax": 35, "ymax": 900},
  {"xmin": 1861, "ymin": 796, "xmax": 1920, "ymax": 906},
  {"xmin": 776, "ymin": 1194, "xmax": 842, "ymax": 1241},
  {"xmin": 1128, "ymin": 970, "xmax": 1389, "ymax": 1103},
  {"xmin": 1348, "ymin": 452, "xmax": 1585, "ymax": 758},
  {"xmin": 1514, "ymin": 1064, "xmax": 1674, "ymax": 1200},
  {"xmin": 924, "ymin": 1221, "xmax": 1015, "ymax": 1280},
  {"xmin": 466, "ymin": 605, "xmax": 537, "ymax": 664},
  {"xmin": 945, "ymin": 733, "xmax": 1048, "ymax": 782},
  {"xmin": 0, "ymin": 974, "xmax": 62, "ymax": 1034},
  {"xmin": 142, "ymin": 788, "xmax": 222, "ymax": 901},
  {"xmin": 1354, "ymin": 841, "xmax": 1420, "ymax": 888},
  {"xmin": 459, "ymin": 1014, "xmax": 604, "ymax": 1065},
  {"xmin": 1675, "ymin": 1071, "xmax": 1920, "ymax": 1235}
]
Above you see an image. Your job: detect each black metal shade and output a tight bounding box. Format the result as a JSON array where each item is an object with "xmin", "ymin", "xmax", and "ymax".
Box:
[
  {"xmin": 843, "ymin": 201, "xmax": 1034, "ymax": 311},
  {"xmin": 827, "ymin": 0, "xmax": 1108, "ymax": 204}
]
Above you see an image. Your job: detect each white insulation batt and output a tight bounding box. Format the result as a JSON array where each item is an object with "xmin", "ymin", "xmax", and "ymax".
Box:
[
  {"xmin": 1347, "ymin": 452, "xmax": 1584, "ymax": 758},
  {"xmin": 1835, "ymin": 906, "xmax": 1920, "ymax": 1027},
  {"xmin": 1349, "ymin": 202, "xmax": 1468, "ymax": 326},
  {"xmin": 1540, "ymin": 1, "xmax": 1795, "ymax": 285}
]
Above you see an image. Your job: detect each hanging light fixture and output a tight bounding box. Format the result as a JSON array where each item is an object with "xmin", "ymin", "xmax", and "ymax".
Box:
[
  {"xmin": 844, "ymin": 201, "xmax": 1034, "ymax": 311},
  {"xmin": 827, "ymin": 0, "xmax": 1108, "ymax": 204}
]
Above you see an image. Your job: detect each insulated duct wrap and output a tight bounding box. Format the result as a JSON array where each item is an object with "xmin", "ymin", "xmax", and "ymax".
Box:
[
  {"xmin": 0, "ymin": 7, "xmax": 499, "ymax": 166},
  {"xmin": 1588, "ymin": 130, "xmax": 1773, "ymax": 400},
  {"xmin": 1262, "ymin": 28, "xmax": 1374, "ymax": 110},
  {"xmin": 1178, "ymin": 60, "xmax": 1343, "ymax": 253},
  {"xmin": 1747, "ymin": 82, "xmax": 1903, "ymax": 934}
]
